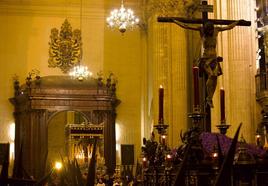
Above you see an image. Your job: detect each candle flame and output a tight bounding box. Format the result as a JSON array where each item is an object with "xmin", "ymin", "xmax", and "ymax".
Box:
[
  {"xmin": 160, "ymin": 85, "xmax": 163, "ymax": 88},
  {"xmin": 212, "ymin": 152, "xmax": 218, "ymax": 158},
  {"xmin": 54, "ymin": 161, "xmax": 62, "ymax": 170},
  {"xmin": 166, "ymin": 154, "xmax": 172, "ymax": 159}
]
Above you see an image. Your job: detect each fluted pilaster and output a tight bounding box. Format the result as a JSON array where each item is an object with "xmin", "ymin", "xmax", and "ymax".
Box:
[
  {"xmin": 213, "ymin": 0, "xmax": 258, "ymax": 142},
  {"xmin": 145, "ymin": 1, "xmax": 190, "ymax": 146}
]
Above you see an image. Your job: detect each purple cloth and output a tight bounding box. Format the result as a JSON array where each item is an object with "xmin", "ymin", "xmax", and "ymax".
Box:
[{"xmin": 200, "ymin": 132, "xmax": 267, "ymax": 158}]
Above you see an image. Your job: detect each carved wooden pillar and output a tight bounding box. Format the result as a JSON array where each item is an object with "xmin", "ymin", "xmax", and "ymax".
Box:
[
  {"xmin": 103, "ymin": 110, "xmax": 116, "ymax": 175},
  {"xmin": 11, "ymin": 107, "xmax": 47, "ymax": 178},
  {"xmin": 12, "ymin": 110, "xmax": 23, "ymax": 178},
  {"xmin": 30, "ymin": 109, "xmax": 47, "ymax": 178},
  {"xmin": 11, "ymin": 99, "xmax": 32, "ymax": 178}
]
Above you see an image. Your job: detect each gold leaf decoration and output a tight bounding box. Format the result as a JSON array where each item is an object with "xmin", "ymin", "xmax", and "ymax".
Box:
[{"xmin": 48, "ymin": 19, "xmax": 82, "ymax": 73}]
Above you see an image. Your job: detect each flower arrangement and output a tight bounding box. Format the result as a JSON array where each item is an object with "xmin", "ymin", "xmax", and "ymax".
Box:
[{"xmin": 200, "ymin": 132, "xmax": 267, "ymax": 158}]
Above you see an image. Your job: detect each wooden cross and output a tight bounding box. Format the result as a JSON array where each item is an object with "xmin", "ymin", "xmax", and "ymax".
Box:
[
  {"xmin": 157, "ymin": 0, "xmax": 251, "ymax": 132},
  {"xmin": 158, "ymin": 1, "xmax": 251, "ymax": 26}
]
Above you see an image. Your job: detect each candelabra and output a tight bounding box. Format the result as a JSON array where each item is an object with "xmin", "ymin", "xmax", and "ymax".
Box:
[{"xmin": 141, "ymin": 85, "xmax": 178, "ymax": 185}]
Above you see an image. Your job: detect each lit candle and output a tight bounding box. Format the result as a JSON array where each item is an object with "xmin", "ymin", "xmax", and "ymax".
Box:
[
  {"xmin": 159, "ymin": 85, "xmax": 164, "ymax": 124},
  {"xmin": 212, "ymin": 152, "xmax": 218, "ymax": 159},
  {"xmin": 220, "ymin": 88, "xmax": 225, "ymax": 122},
  {"xmin": 142, "ymin": 157, "xmax": 147, "ymax": 168},
  {"xmin": 256, "ymin": 134, "xmax": 261, "ymax": 146},
  {"xmin": 166, "ymin": 154, "xmax": 172, "ymax": 161},
  {"xmin": 192, "ymin": 66, "xmax": 200, "ymax": 106},
  {"xmin": 161, "ymin": 135, "xmax": 166, "ymax": 145},
  {"xmin": 166, "ymin": 154, "xmax": 172, "ymax": 167}
]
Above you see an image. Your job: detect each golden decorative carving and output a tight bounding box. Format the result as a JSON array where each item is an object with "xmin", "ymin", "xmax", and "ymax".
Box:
[
  {"xmin": 48, "ymin": 19, "xmax": 82, "ymax": 73},
  {"xmin": 145, "ymin": 0, "xmax": 199, "ymax": 18}
]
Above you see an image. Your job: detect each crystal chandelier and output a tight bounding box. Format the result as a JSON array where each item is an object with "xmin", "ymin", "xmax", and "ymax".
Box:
[
  {"xmin": 69, "ymin": 0, "xmax": 92, "ymax": 81},
  {"xmin": 106, "ymin": 0, "xmax": 139, "ymax": 33},
  {"xmin": 69, "ymin": 65, "xmax": 92, "ymax": 81}
]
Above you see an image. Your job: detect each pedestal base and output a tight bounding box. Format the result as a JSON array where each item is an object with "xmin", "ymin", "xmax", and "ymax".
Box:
[{"xmin": 216, "ymin": 122, "xmax": 231, "ymax": 135}]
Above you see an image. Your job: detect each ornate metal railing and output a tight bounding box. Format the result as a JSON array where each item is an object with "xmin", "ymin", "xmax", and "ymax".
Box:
[
  {"xmin": 143, "ymin": 164, "xmax": 216, "ymax": 186},
  {"xmin": 142, "ymin": 162, "xmax": 268, "ymax": 186}
]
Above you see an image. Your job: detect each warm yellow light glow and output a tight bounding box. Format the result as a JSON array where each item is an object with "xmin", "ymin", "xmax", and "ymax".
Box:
[
  {"xmin": 160, "ymin": 85, "xmax": 163, "ymax": 88},
  {"xmin": 69, "ymin": 65, "xmax": 92, "ymax": 81},
  {"xmin": 212, "ymin": 152, "xmax": 218, "ymax": 158},
  {"xmin": 10, "ymin": 142, "xmax": 14, "ymax": 161},
  {"xmin": 106, "ymin": 0, "xmax": 139, "ymax": 33},
  {"xmin": 75, "ymin": 149, "xmax": 85, "ymax": 160},
  {"xmin": 166, "ymin": 154, "xmax": 172, "ymax": 159},
  {"xmin": 54, "ymin": 161, "xmax": 62, "ymax": 170},
  {"xmin": 115, "ymin": 123, "xmax": 121, "ymax": 152},
  {"xmin": 115, "ymin": 123, "xmax": 121, "ymax": 142},
  {"xmin": 116, "ymin": 144, "xmax": 120, "ymax": 152},
  {"xmin": 9, "ymin": 123, "xmax": 15, "ymax": 141}
]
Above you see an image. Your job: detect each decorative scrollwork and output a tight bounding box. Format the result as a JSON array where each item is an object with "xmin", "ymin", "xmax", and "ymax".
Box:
[
  {"xmin": 48, "ymin": 19, "xmax": 82, "ymax": 73},
  {"xmin": 145, "ymin": 0, "xmax": 200, "ymax": 18}
]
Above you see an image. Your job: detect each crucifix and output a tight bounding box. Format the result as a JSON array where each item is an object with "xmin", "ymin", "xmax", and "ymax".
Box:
[{"xmin": 158, "ymin": 1, "xmax": 251, "ymax": 131}]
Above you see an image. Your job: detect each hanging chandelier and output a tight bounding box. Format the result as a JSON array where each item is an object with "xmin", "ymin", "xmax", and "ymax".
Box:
[
  {"xmin": 69, "ymin": 65, "xmax": 92, "ymax": 81},
  {"xmin": 69, "ymin": 0, "xmax": 92, "ymax": 81},
  {"xmin": 106, "ymin": 0, "xmax": 139, "ymax": 33}
]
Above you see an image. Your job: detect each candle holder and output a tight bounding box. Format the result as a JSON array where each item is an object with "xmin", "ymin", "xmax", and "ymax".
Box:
[
  {"xmin": 154, "ymin": 123, "xmax": 169, "ymax": 136},
  {"xmin": 216, "ymin": 120, "xmax": 231, "ymax": 135},
  {"xmin": 154, "ymin": 123, "xmax": 169, "ymax": 147},
  {"xmin": 182, "ymin": 105, "xmax": 206, "ymax": 166},
  {"xmin": 188, "ymin": 105, "xmax": 205, "ymax": 124}
]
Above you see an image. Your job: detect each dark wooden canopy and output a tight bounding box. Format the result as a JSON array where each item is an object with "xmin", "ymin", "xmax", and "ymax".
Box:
[{"xmin": 10, "ymin": 75, "xmax": 119, "ymax": 178}]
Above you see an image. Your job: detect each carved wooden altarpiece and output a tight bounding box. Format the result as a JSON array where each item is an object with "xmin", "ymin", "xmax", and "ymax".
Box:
[{"xmin": 10, "ymin": 75, "xmax": 119, "ymax": 178}]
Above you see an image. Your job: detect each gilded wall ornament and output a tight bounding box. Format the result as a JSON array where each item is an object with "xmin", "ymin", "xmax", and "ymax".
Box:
[
  {"xmin": 145, "ymin": 0, "xmax": 199, "ymax": 18},
  {"xmin": 48, "ymin": 19, "xmax": 82, "ymax": 73}
]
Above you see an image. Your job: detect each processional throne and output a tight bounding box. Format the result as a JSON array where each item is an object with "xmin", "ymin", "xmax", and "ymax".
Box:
[{"xmin": 65, "ymin": 123, "xmax": 105, "ymax": 172}]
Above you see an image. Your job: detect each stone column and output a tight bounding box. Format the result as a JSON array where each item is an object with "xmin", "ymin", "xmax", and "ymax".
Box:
[
  {"xmin": 145, "ymin": 0, "xmax": 196, "ymax": 147},
  {"xmin": 214, "ymin": 0, "xmax": 257, "ymax": 142}
]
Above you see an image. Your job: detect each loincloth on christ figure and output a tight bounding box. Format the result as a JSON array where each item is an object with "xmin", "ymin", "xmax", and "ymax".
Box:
[{"xmin": 198, "ymin": 56, "xmax": 223, "ymax": 77}]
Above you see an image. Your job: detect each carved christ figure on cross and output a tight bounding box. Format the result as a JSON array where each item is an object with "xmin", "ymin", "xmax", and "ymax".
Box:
[{"xmin": 173, "ymin": 19, "xmax": 243, "ymax": 107}]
